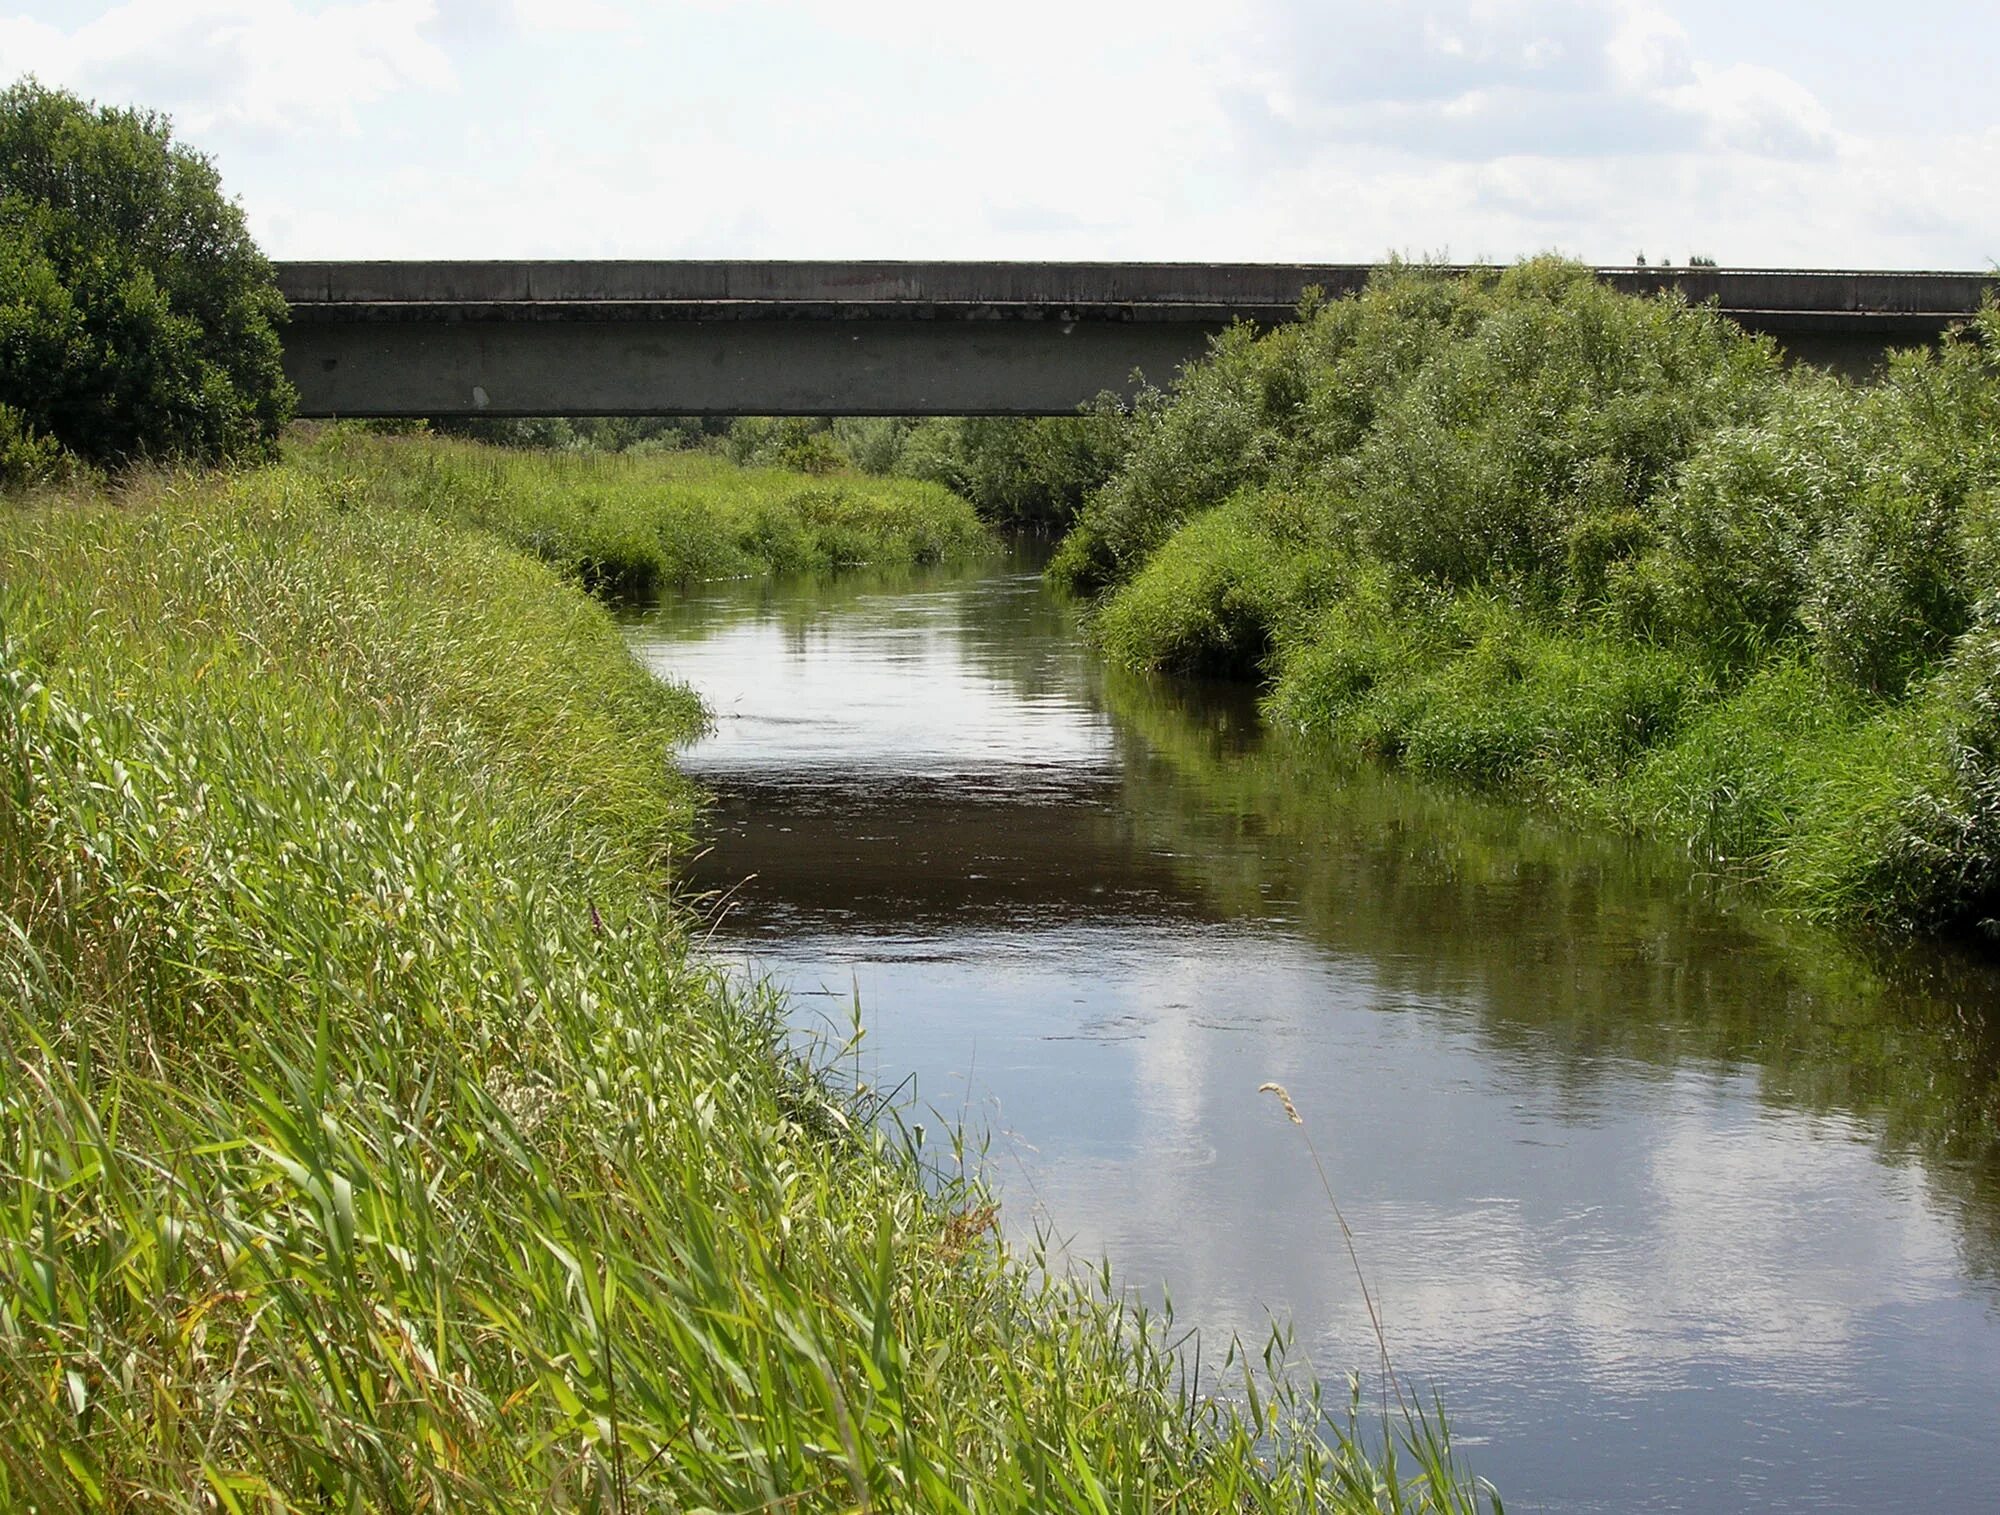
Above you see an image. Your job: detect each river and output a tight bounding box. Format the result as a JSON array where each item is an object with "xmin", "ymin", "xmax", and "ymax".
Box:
[{"xmin": 623, "ymin": 548, "xmax": 2000, "ymax": 1515}]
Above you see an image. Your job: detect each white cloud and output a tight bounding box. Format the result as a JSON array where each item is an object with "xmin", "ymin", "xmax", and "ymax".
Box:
[
  {"xmin": 1605, "ymin": 4, "xmax": 1692, "ymax": 91},
  {"xmin": 1226, "ymin": 1, "xmax": 1834, "ymax": 164},
  {"xmin": 0, "ymin": 0, "xmax": 452, "ymax": 135},
  {"xmin": 2, "ymin": 0, "xmax": 1991, "ymax": 266},
  {"xmin": 1664, "ymin": 59, "xmax": 1837, "ymax": 158},
  {"xmin": 510, "ymin": 0, "xmax": 631, "ymax": 33}
]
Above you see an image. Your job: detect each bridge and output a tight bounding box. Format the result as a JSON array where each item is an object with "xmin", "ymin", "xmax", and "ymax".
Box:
[{"xmin": 275, "ymin": 262, "xmax": 1996, "ymax": 418}]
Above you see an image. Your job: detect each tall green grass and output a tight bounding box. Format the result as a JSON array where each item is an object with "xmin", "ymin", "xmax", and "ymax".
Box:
[
  {"xmin": 1059, "ymin": 260, "xmax": 2000, "ymax": 936},
  {"xmin": 0, "ymin": 463, "xmax": 1490, "ymax": 1511},
  {"xmin": 292, "ymin": 425, "xmax": 994, "ymax": 597}
]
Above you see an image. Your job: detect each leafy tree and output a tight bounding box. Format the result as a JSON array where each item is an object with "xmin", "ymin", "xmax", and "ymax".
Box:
[{"xmin": 0, "ymin": 79, "xmax": 293, "ymax": 468}]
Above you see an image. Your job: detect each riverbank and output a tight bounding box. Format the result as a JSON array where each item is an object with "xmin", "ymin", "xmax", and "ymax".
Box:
[
  {"xmin": 289, "ymin": 424, "xmax": 995, "ymax": 596},
  {"xmin": 644, "ymin": 548, "xmax": 2000, "ymax": 1510},
  {"xmin": 0, "ymin": 454, "xmax": 1485, "ymax": 1510},
  {"xmin": 1052, "ymin": 260, "xmax": 2000, "ymax": 938}
]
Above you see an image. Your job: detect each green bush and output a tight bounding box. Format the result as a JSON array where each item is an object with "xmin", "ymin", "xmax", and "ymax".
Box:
[
  {"xmin": 894, "ymin": 405, "xmax": 1132, "ymax": 531},
  {"xmin": 1273, "ymin": 590, "xmax": 1705, "ymax": 791},
  {"xmin": 0, "ymin": 401, "xmax": 66, "ymax": 489},
  {"xmin": 1617, "ymin": 658, "xmax": 1858, "ymax": 864},
  {"xmin": 1051, "ymin": 265, "xmax": 1492, "ymax": 594},
  {"xmin": 1636, "ymin": 323, "xmax": 2000, "ymax": 693},
  {"xmin": 1051, "ymin": 257, "xmax": 2000, "ymax": 933},
  {"xmin": 1636, "ymin": 379, "xmax": 1862, "ymax": 667},
  {"xmin": 1343, "ymin": 262, "xmax": 1777, "ymax": 595},
  {"xmin": 1096, "ymin": 489, "xmax": 1347, "ymax": 677},
  {"xmin": 1049, "ymin": 328, "xmax": 1278, "ymax": 591},
  {"xmin": 1565, "ymin": 508, "xmax": 1655, "ymax": 608},
  {"xmin": 0, "ymin": 81, "xmax": 293, "ymax": 467},
  {"xmin": 833, "ymin": 415, "xmax": 917, "ymax": 473},
  {"xmin": 1773, "ymin": 610, "xmax": 2000, "ymax": 930},
  {"xmin": 725, "ymin": 416, "xmax": 846, "ymax": 474},
  {"xmin": 429, "ymin": 415, "xmax": 724, "ymax": 452}
]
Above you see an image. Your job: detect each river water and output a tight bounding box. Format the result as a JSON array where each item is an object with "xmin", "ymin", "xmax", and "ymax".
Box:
[{"xmin": 624, "ymin": 549, "xmax": 2000, "ymax": 1514}]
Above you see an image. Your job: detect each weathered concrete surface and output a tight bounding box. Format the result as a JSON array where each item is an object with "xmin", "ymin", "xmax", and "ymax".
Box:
[{"xmin": 276, "ymin": 262, "xmax": 1996, "ymax": 416}]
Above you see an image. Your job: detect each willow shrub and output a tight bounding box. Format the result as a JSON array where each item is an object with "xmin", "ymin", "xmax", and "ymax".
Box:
[
  {"xmin": 1340, "ymin": 261, "xmax": 1779, "ymax": 593},
  {"xmin": 890, "ymin": 405, "xmax": 1132, "ymax": 532},
  {"xmin": 1066, "ymin": 261, "xmax": 2000, "ymax": 932},
  {"xmin": 0, "ymin": 465, "xmax": 1489, "ymax": 1510}
]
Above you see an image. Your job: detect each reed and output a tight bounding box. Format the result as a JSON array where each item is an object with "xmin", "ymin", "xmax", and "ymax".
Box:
[
  {"xmin": 0, "ymin": 459, "xmax": 1491, "ymax": 1510},
  {"xmin": 290, "ymin": 424, "xmax": 995, "ymax": 598}
]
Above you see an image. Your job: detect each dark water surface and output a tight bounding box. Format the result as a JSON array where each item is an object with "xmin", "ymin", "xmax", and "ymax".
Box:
[{"xmin": 624, "ymin": 551, "xmax": 2000, "ymax": 1515}]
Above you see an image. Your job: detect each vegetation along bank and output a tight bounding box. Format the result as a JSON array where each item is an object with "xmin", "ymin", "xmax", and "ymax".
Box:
[
  {"xmin": 0, "ymin": 78, "xmax": 1492, "ymax": 1510},
  {"xmin": 0, "ymin": 451, "xmax": 1493, "ymax": 1509},
  {"xmin": 1042, "ymin": 260, "xmax": 2000, "ymax": 939},
  {"xmin": 288, "ymin": 424, "xmax": 993, "ymax": 596}
]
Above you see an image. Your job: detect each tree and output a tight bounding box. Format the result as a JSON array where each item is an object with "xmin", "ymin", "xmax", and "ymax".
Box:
[{"xmin": 0, "ymin": 79, "xmax": 294, "ymax": 468}]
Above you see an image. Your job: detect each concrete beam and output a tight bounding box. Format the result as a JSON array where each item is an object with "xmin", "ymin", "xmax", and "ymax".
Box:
[{"xmin": 276, "ymin": 262, "xmax": 1997, "ymax": 417}]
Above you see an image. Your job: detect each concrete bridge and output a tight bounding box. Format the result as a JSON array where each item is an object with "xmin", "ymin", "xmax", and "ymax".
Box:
[{"xmin": 275, "ymin": 262, "xmax": 1995, "ymax": 418}]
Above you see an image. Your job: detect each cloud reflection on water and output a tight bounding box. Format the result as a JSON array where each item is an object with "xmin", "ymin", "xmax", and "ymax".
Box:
[{"xmin": 625, "ymin": 559, "xmax": 2000, "ymax": 1514}]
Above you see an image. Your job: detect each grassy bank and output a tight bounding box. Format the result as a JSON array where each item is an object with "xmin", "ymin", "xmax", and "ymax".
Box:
[
  {"xmin": 290, "ymin": 425, "xmax": 994, "ymax": 596},
  {"xmin": 1054, "ymin": 260, "xmax": 2000, "ymax": 937},
  {"xmin": 0, "ymin": 459, "xmax": 1485, "ymax": 1510}
]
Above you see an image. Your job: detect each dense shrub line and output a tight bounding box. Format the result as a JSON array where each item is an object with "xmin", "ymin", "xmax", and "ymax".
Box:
[
  {"xmin": 289, "ymin": 425, "xmax": 994, "ymax": 596},
  {"xmin": 1052, "ymin": 260, "xmax": 2000, "ymax": 936},
  {"xmin": 439, "ymin": 410, "xmax": 1135, "ymax": 534}
]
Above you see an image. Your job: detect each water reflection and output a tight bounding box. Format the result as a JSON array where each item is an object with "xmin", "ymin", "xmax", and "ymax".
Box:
[{"xmin": 623, "ymin": 555, "xmax": 2000, "ymax": 1515}]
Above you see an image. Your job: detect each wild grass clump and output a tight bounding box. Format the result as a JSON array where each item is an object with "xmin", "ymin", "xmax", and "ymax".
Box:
[
  {"xmin": 1270, "ymin": 587, "xmax": 1707, "ymax": 789},
  {"xmin": 0, "ymin": 466, "xmax": 1489, "ymax": 1510},
  {"xmin": 1057, "ymin": 257, "xmax": 2000, "ymax": 935},
  {"xmin": 1095, "ymin": 491, "xmax": 1346, "ymax": 677},
  {"xmin": 290, "ymin": 425, "xmax": 992, "ymax": 598}
]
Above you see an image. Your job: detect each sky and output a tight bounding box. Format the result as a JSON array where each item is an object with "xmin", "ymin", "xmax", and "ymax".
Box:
[{"xmin": 1, "ymin": 0, "xmax": 1995, "ymax": 268}]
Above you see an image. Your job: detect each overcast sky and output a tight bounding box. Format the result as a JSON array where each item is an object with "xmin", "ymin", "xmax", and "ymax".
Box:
[{"xmin": 2, "ymin": 0, "xmax": 1995, "ymax": 268}]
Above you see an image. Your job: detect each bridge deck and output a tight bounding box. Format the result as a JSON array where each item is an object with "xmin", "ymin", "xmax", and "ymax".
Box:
[{"xmin": 275, "ymin": 262, "xmax": 1996, "ymax": 417}]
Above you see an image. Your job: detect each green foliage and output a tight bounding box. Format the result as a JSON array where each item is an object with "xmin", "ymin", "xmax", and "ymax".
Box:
[
  {"xmin": 1343, "ymin": 262, "xmax": 1777, "ymax": 593},
  {"xmin": 1772, "ymin": 609, "xmax": 2000, "ymax": 932},
  {"xmin": 723, "ymin": 417, "xmax": 846, "ymax": 475},
  {"xmin": 724, "ymin": 415, "xmax": 846, "ymax": 474},
  {"xmin": 894, "ymin": 403, "xmax": 1132, "ymax": 531},
  {"xmin": 1270, "ymin": 589, "xmax": 1706, "ymax": 790},
  {"xmin": 0, "ymin": 81, "xmax": 293, "ymax": 467},
  {"xmin": 0, "ymin": 466, "xmax": 1491, "ymax": 1511},
  {"xmin": 777, "ymin": 419, "xmax": 847, "ymax": 475},
  {"xmin": 428, "ymin": 414, "xmax": 728, "ymax": 452},
  {"xmin": 1052, "ymin": 261, "xmax": 2000, "ymax": 934},
  {"xmin": 0, "ymin": 401, "xmax": 67, "ymax": 489},
  {"xmin": 1050, "ymin": 328, "xmax": 1278, "ymax": 591},
  {"xmin": 830, "ymin": 415, "xmax": 917, "ymax": 473},
  {"xmin": 1565, "ymin": 508, "xmax": 1654, "ymax": 609},
  {"xmin": 1097, "ymin": 490, "xmax": 1346, "ymax": 678},
  {"xmin": 1617, "ymin": 658, "xmax": 1860, "ymax": 865},
  {"xmin": 1051, "ymin": 264, "xmax": 1491, "ymax": 594},
  {"xmin": 289, "ymin": 425, "xmax": 992, "ymax": 597},
  {"xmin": 707, "ymin": 410, "xmax": 1136, "ymax": 534}
]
